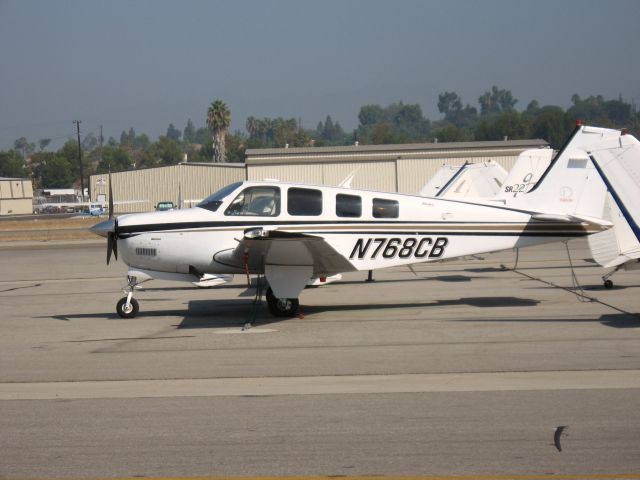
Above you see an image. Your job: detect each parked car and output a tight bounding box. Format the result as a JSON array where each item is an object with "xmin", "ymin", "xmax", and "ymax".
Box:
[{"xmin": 155, "ymin": 201, "xmax": 175, "ymax": 211}]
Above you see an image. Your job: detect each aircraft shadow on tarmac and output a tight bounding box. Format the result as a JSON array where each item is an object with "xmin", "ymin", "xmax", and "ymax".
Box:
[
  {"xmin": 335, "ymin": 274, "xmax": 492, "ymax": 286},
  {"xmin": 598, "ymin": 313, "xmax": 640, "ymax": 328},
  {"xmin": 45, "ymin": 294, "xmax": 541, "ymax": 327},
  {"xmin": 175, "ymin": 295, "xmax": 541, "ymax": 329},
  {"xmin": 457, "ymin": 312, "xmax": 640, "ymax": 328}
]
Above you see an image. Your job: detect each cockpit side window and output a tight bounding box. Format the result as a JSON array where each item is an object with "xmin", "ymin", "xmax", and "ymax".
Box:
[
  {"xmin": 225, "ymin": 186, "xmax": 281, "ymax": 216},
  {"xmin": 197, "ymin": 182, "xmax": 243, "ymax": 212}
]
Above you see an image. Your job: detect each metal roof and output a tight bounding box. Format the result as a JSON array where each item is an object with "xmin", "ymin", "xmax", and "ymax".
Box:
[
  {"xmin": 178, "ymin": 162, "xmax": 246, "ymax": 168},
  {"xmin": 246, "ymin": 139, "xmax": 548, "ymax": 157}
]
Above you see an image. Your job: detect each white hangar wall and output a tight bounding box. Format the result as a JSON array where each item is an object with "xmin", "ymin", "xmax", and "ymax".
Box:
[
  {"xmin": 89, "ymin": 163, "xmax": 246, "ymax": 213},
  {"xmin": 0, "ymin": 177, "xmax": 33, "ymax": 215}
]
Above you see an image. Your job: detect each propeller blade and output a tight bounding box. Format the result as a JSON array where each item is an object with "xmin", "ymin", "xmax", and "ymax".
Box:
[
  {"xmin": 108, "ymin": 169, "xmax": 114, "ymax": 219},
  {"xmin": 107, "ymin": 233, "xmax": 113, "ymax": 265},
  {"xmin": 113, "ymin": 219, "xmax": 118, "ymax": 261}
]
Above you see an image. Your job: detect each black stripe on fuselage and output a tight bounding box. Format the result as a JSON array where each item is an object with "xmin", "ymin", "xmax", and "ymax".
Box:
[{"xmin": 116, "ymin": 220, "xmax": 594, "ymax": 237}]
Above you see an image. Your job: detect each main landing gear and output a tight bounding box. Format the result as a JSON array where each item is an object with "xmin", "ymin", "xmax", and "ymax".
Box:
[
  {"xmin": 602, "ymin": 265, "xmax": 622, "ymax": 289},
  {"xmin": 265, "ymin": 287, "xmax": 299, "ymax": 317},
  {"xmin": 116, "ymin": 275, "xmax": 140, "ymax": 318}
]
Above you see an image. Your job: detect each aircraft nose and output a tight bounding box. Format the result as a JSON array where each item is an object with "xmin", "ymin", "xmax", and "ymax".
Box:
[{"xmin": 90, "ymin": 218, "xmax": 115, "ymax": 238}]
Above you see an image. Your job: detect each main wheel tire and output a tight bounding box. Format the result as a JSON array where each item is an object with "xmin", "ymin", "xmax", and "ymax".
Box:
[
  {"xmin": 604, "ymin": 279, "xmax": 614, "ymax": 289},
  {"xmin": 116, "ymin": 297, "xmax": 139, "ymax": 318},
  {"xmin": 265, "ymin": 287, "xmax": 299, "ymax": 317}
]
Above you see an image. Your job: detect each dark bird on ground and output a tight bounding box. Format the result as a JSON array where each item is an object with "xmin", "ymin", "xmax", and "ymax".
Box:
[{"xmin": 554, "ymin": 425, "xmax": 568, "ymax": 452}]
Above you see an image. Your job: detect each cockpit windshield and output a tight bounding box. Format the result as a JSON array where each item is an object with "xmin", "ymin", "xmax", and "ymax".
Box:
[{"xmin": 196, "ymin": 182, "xmax": 243, "ymax": 212}]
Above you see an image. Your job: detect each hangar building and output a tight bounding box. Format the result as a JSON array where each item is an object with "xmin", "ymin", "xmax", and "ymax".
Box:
[
  {"xmin": 0, "ymin": 177, "xmax": 33, "ymax": 215},
  {"xmin": 89, "ymin": 138, "xmax": 548, "ymax": 213},
  {"xmin": 90, "ymin": 163, "xmax": 246, "ymax": 214}
]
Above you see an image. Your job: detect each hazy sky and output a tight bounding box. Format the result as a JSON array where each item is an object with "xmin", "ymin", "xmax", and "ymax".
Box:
[{"xmin": 1, "ymin": 0, "xmax": 639, "ymax": 149}]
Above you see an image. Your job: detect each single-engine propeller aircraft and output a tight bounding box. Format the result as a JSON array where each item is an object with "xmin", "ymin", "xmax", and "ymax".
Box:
[{"xmin": 91, "ymin": 124, "xmax": 640, "ymax": 318}]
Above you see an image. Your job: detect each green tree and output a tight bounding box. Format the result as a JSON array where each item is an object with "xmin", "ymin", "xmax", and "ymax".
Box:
[
  {"xmin": 41, "ymin": 155, "xmax": 75, "ymax": 188},
  {"xmin": 14, "ymin": 137, "xmax": 34, "ymax": 159},
  {"xmin": 38, "ymin": 138, "xmax": 51, "ymax": 151},
  {"xmin": 166, "ymin": 123, "xmax": 181, "ymax": 142},
  {"xmin": 27, "ymin": 151, "xmax": 54, "ymax": 187},
  {"xmin": 57, "ymin": 139, "xmax": 81, "ymax": 179},
  {"xmin": 225, "ymin": 131, "xmax": 248, "ymax": 162},
  {"xmin": 437, "ymin": 91, "xmax": 478, "ymax": 129},
  {"xmin": 432, "ymin": 125, "xmax": 467, "ymax": 143},
  {"xmin": 192, "ymin": 127, "xmax": 210, "ymax": 144},
  {"xmin": 475, "ymin": 110, "xmax": 530, "ymax": 141},
  {"xmin": 358, "ymin": 105, "xmax": 385, "ymax": 127},
  {"xmin": 0, "ymin": 150, "xmax": 25, "ymax": 177},
  {"xmin": 97, "ymin": 146, "xmax": 132, "ymax": 173},
  {"xmin": 478, "ymin": 86, "xmax": 517, "ymax": 116},
  {"xmin": 245, "ymin": 116, "xmax": 259, "ymax": 139},
  {"xmin": 207, "ymin": 100, "xmax": 231, "ymax": 162},
  {"xmin": 183, "ymin": 119, "xmax": 196, "ymax": 143},
  {"xmin": 133, "ymin": 133, "xmax": 151, "ymax": 150},
  {"xmin": 568, "ymin": 94, "xmax": 634, "ymax": 127},
  {"xmin": 356, "ymin": 102, "xmax": 430, "ymax": 144},
  {"xmin": 532, "ymin": 106, "xmax": 574, "ymax": 149},
  {"xmin": 438, "ymin": 91, "xmax": 462, "ymax": 117}
]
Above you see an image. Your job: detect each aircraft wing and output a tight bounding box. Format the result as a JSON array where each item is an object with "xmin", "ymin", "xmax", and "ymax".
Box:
[
  {"xmin": 214, "ymin": 228, "xmax": 356, "ymax": 298},
  {"xmin": 226, "ymin": 228, "xmax": 356, "ymax": 275}
]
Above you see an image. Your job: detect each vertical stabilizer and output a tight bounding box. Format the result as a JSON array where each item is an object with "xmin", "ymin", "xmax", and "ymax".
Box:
[
  {"xmin": 507, "ymin": 125, "xmax": 625, "ymax": 219},
  {"xmin": 588, "ymin": 130, "xmax": 640, "ymax": 243},
  {"xmin": 495, "ymin": 148, "xmax": 553, "ymax": 199}
]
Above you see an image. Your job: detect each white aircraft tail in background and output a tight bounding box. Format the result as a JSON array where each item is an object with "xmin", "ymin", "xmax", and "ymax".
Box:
[
  {"xmin": 494, "ymin": 148, "xmax": 553, "ymax": 200},
  {"xmin": 419, "ymin": 160, "xmax": 507, "ymax": 199}
]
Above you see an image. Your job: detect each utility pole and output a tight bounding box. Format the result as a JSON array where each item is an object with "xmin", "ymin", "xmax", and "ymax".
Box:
[{"xmin": 73, "ymin": 120, "xmax": 84, "ymax": 201}]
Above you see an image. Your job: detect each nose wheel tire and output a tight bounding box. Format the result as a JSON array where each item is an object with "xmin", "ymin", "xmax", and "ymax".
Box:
[
  {"xmin": 603, "ymin": 279, "xmax": 614, "ymax": 289},
  {"xmin": 266, "ymin": 287, "xmax": 299, "ymax": 317},
  {"xmin": 116, "ymin": 297, "xmax": 139, "ymax": 318}
]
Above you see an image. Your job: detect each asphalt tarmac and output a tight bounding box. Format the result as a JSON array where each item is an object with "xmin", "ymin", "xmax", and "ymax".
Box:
[{"xmin": 0, "ymin": 239, "xmax": 639, "ymax": 478}]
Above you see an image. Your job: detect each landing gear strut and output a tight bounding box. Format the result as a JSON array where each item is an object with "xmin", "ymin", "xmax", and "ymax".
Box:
[
  {"xmin": 602, "ymin": 265, "xmax": 622, "ymax": 289},
  {"xmin": 266, "ymin": 287, "xmax": 299, "ymax": 317},
  {"xmin": 116, "ymin": 275, "xmax": 140, "ymax": 318}
]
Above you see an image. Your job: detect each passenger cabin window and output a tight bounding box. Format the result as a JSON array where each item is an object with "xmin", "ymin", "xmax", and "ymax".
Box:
[
  {"xmin": 336, "ymin": 194, "xmax": 361, "ymax": 218},
  {"xmin": 288, "ymin": 188, "xmax": 322, "ymax": 216},
  {"xmin": 372, "ymin": 198, "xmax": 399, "ymax": 218},
  {"xmin": 225, "ymin": 186, "xmax": 280, "ymax": 216}
]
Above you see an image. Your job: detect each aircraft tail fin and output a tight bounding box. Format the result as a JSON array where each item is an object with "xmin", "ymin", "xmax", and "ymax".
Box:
[
  {"xmin": 587, "ymin": 130, "xmax": 640, "ymax": 245},
  {"xmin": 508, "ymin": 125, "xmax": 630, "ymax": 221}
]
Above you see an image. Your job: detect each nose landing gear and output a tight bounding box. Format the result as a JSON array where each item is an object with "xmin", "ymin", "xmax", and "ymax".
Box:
[{"xmin": 116, "ymin": 275, "xmax": 140, "ymax": 318}]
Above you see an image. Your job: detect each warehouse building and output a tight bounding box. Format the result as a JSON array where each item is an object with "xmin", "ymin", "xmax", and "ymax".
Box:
[
  {"xmin": 89, "ymin": 163, "xmax": 246, "ymax": 213},
  {"xmin": 89, "ymin": 138, "xmax": 548, "ymax": 213},
  {"xmin": 0, "ymin": 177, "xmax": 33, "ymax": 215}
]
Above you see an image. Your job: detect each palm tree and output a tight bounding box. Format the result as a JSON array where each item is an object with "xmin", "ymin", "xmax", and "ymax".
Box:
[
  {"xmin": 206, "ymin": 100, "xmax": 231, "ymax": 162},
  {"xmin": 245, "ymin": 116, "xmax": 258, "ymax": 139}
]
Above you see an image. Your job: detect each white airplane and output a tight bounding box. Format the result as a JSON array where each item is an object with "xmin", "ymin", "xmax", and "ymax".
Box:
[
  {"xmin": 589, "ymin": 193, "xmax": 640, "ymax": 287},
  {"xmin": 425, "ymin": 145, "xmax": 639, "ymax": 288},
  {"xmin": 91, "ymin": 124, "xmax": 640, "ymax": 319},
  {"xmin": 420, "ymin": 149, "xmax": 554, "ymax": 201},
  {"xmin": 494, "ymin": 148, "xmax": 554, "ymax": 200},
  {"xmin": 419, "ymin": 160, "xmax": 508, "ymax": 199}
]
